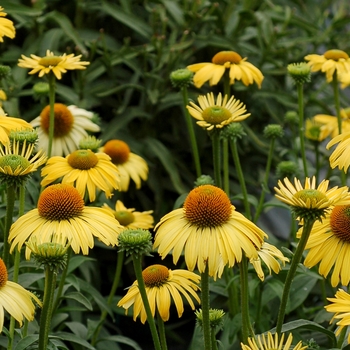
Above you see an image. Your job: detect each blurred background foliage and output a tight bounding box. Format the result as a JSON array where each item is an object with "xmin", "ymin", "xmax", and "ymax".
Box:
[{"xmin": 1, "ymin": 0, "xmax": 350, "ymax": 349}]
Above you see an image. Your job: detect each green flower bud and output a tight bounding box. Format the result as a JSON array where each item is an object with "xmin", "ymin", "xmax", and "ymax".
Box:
[
  {"xmin": 220, "ymin": 122, "xmax": 246, "ymax": 140},
  {"xmin": 284, "ymin": 111, "xmax": 299, "ymax": 126},
  {"xmin": 170, "ymin": 69, "xmax": 193, "ymax": 89},
  {"xmin": 118, "ymin": 229, "xmax": 153, "ymax": 258},
  {"xmin": 79, "ymin": 135, "xmax": 102, "ymax": 152},
  {"xmin": 32, "ymin": 82, "xmax": 50, "ymax": 96},
  {"xmin": 195, "ymin": 308, "xmax": 225, "ymax": 330},
  {"xmin": 9, "ymin": 129, "xmax": 38, "ymax": 145},
  {"xmin": 287, "ymin": 62, "xmax": 311, "ymax": 85},
  {"xmin": 263, "ymin": 124, "xmax": 284, "ymax": 139},
  {"xmin": 276, "ymin": 161, "xmax": 299, "ymax": 180},
  {"xmin": 194, "ymin": 175, "xmax": 215, "ymax": 187},
  {"xmin": 0, "ymin": 65, "xmax": 11, "ymax": 79}
]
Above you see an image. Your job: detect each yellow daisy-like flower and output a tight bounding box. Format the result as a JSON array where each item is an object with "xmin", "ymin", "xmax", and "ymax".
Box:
[
  {"xmin": 0, "ymin": 107, "xmax": 33, "ymax": 144},
  {"xmin": 327, "ymin": 132, "xmax": 350, "ymax": 172},
  {"xmin": 0, "ymin": 7, "xmax": 15, "ymax": 42},
  {"xmin": 102, "ymin": 200, "xmax": 153, "ymax": 229},
  {"xmin": 41, "ymin": 149, "xmax": 120, "ymax": 202},
  {"xmin": 304, "ymin": 117, "xmax": 331, "ymax": 142},
  {"xmin": 0, "ymin": 139, "xmax": 47, "ymax": 185},
  {"xmin": 325, "ymin": 289, "xmax": 350, "ymax": 344},
  {"xmin": 0, "ymin": 258, "xmax": 41, "ymax": 332},
  {"xmin": 241, "ymin": 332, "xmax": 307, "ymax": 350},
  {"xmin": 249, "ymin": 242, "xmax": 289, "ymax": 281},
  {"xmin": 187, "ymin": 50, "xmax": 264, "ymax": 88},
  {"xmin": 274, "ymin": 176, "xmax": 350, "ymax": 220},
  {"xmin": 117, "ymin": 264, "xmax": 200, "ymax": 324},
  {"xmin": 314, "ymin": 108, "xmax": 350, "ymax": 138},
  {"xmin": 18, "ymin": 49, "xmax": 89, "ymax": 79},
  {"xmin": 31, "ymin": 103, "xmax": 100, "ymax": 157},
  {"xmin": 9, "ymin": 183, "xmax": 123, "ymax": 258},
  {"xmin": 298, "ymin": 204, "xmax": 350, "ymax": 287},
  {"xmin": 100, "ymin": 139, "xmax": 148, "ymax": 192},
  {"xmin": 186, "ymin": 92, "xmax": 250, "ymax": 131},
  {"xmin": 339, "ymin": 71, "xmax": 350, "ymax": 89},
  {"xmin": 305, "ymin": 49, "xmax": 350, "ymax": 82},
  {"xmin": 154, "ymin": 185, "xmax": 267, "ymax": 279}
]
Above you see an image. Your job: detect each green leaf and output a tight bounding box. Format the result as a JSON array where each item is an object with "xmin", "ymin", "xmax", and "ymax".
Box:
[
  {"xmin": 162, "ymin": 0, "xmax": 185, "ymax": 26},
  {"xmin": 67, "ymin": 255, "xmax": 96, "ymax": 275},
  {"xmin": 99, "ymin": 335, "xmax": 142, "ymax": 350},
  {"xmin": 64, "ymin": 292, "xmax": 93, "ymax": 311},
  {"xmin": 101, "ymin": 1, "xmax": 152, "ymax": 40},
  {"xmin": 15, "ymin": 335, "xmax": 39, "ymax": 350},
  {"xmin": 64, "ymin": 321, "xmax": 88, "ymax": 339},
  {"xmin": 52, "ymin": 332, "xmax": 96, "ymax": 350}
]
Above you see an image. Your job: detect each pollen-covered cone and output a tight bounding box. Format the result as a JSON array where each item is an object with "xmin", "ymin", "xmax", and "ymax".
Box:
[
  {"xmin": 325, "ymin": 289, "xmax": 350, "ymax": 344},
  {"xmin": 9, "ymin": 184, "xmax": 123, "ymax": 258},
  {"xmin": 241, "ymin": 332, "xmax": 307, "ymax": 350},
  {"xmin": 297, "ymin": 204, "xmax": 350, "ymax": 287},
  {"xmin": 0, "ymin": 258, "xmax": 41, "ymax": 332},
  {"xmin": 117, "ymin": 265, "xmax": 200, "ymax": 324},
  {"xmin": 0, "ymin": 107, "xmax": 33, "ymax": 144},
  {"xmin": 187, "ymin": 50, "xmax": 263, "ymax": 88},
  {"xmin": 154, "ymin": 185, "xmax": 266, "ymax": 279}
]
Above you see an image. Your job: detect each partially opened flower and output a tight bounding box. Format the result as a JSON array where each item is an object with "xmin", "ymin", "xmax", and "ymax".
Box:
[
  {"xmin": 305, "ymin": 49, "xmax": 350, "ymax": 82},
  {"xmin": 0, "ymin": 7, "xmax": 15, "ymax": 42},
  {"xmin": 304, "ymin": 118, "xmax": 331, "ymax": 142},
  {"xmin": 154, "ymin": 185, "xmax": 266, "ymax": 279},
  {"xmin": 274, "ymin": 176, "xmax": 350, "ymax": 221},
  {"xmin": 0, "ymin": 139, "xmax": 47, "ymax": 186},
  {"xmin": 298, "ymin": 204, "xmax": 350, "ymax": 287},
  {"xmin": 18, "ymin": 49, "xmax": 89, "ymax": 79},
  {"xmin": 187, "ymin": 50, "xmax": 264, "ymax": 88},
  {"xmin": 0, "ymin": 108, "xmax": 33, "ymax": 144},
  {"xmin": 100, "ymin": 140, "xmax": 148, "ymax": 192},
  {"xmin": 249, "ymin": 242, "xmax": 289, "ymax": 281},
  {"xmin": 314, "ymin": 108, "xmax": 350, "ymax": 138},
  {"xmin": 9, "ymin": 184, "xmax": 123, "ymax": 258},
  {"xmin": 325, "ymin": 289, "xmax": 350, "ymax": 344},
  {"xmin": 241, "ymin": 332, "xmax": 307, "ymax": 350},
  {"xmin": 186, "ymin": 92, "xmax": 250, "ymax": 131},
  {"xmin": 0, "ymin": 258, "xmax": 41, "ymax": 332},
  {"xmin": 117, "ymin": 264, "xmax": 200, "ymax": 324},
  {"xmin": 31, "ymin": 103, "xmax": 100, "ymax": 157},
  {"xmin": 41, "ymin": 149, "xmax": 120, "ymax": 202},
  {"xmin": 102, "ymin": 200, "xmax": 154, "ymax": 229},
  {"xmin": 327, "ymin": 132, "xmax": 350, "ymax": 172}
]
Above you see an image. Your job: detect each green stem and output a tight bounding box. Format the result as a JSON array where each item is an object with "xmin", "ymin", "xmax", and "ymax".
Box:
[
  {"xmin": 240, "ymin": 257, "xmax": 253, "ymax": 343},
  {"xmin": 337, "ymin": 325, "xmax": 347, "ymax": 348},
  {"xmin": 230, "ymin": 138, "xmax": 251, "ymax": 220},
  {"xmin": 47, "ymin": 73, "xmax": 56, "ymax": 158},
  {"xmin": 222, "ymin": 138, "xmax": 230, "ymax": 196},
  {"xmin": 314, "ymin": 142, "xmax": 320, "ymax": 181},
  {"xmin": 211, "ymin": 130, "xmax": 222, "ymax": 188},
  {"xmin": 157, "ymin": 311, "xmax": 168, "ymax": 350},
  {"xmin": 3, "ymin": 184, "xmax": 16, "ymax": 266},
  {"xmin": 223, "ymin": 71, "xmax": 231, "ymax": 98},
  {"xmin": 182, "ymin": 86, "xmax": 202, "ymax": 178},
  {"xmin": 132, "ymin": 255, "xmax": 162, "ymax": 350},
  {"xmin": 8, "ymin": 185, "xmax": 26, "ymax": 350},
  {"xmin": 91, "ymin": 251, "xmax": 124, "ymax": 346},
  {"xmin": 38, "ymin": 267, "xmax": 57, "ymax": 350},
  {"xmin": 275, "ymin": 218, "xmax": 316, "ymax": 334},
  {"xmin": 211, "ymin": 327, "xmax": 218, "ymax": 350},
  {"xmin": 200, "ymin": 267, "xmax": 212, "ymax": 350},
  {"xmin": 254, "ymin": 138, "xmax": 275, "ymax": 223},
  {"xmin": 297, "ymin": 83, "xmax": 308, "ymax": 178},
  {"xmin": 53, "ymin": 248, "xmax": 72, "ymax": 312}
]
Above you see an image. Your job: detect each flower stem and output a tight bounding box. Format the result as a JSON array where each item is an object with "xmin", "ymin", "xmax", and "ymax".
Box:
[
  {"xmin": 222, "ymin": 138, "xmax": 230, "ymax": 196},
  {"xmin": 240, "ymin": 256, "xmax": 254, "ymax": 343},
  {"xmin": 275, "ymin": 218, "xmax": 316, "ymax": 334},
  {"xmin": 91, "ymin": 251, "xmax": 124, "ymax": 346},
  {"xmin": 254, "ymin": 138, "xmax": 275, "ymax": 223},
  {"xmin": 38, "ymin": 267, "xmax": 57, "ymax": 350},
  {"xmin": 3, "ymin": 184, "xmax": 16, "ymax": 266},
  {"xmin": 157, "ymin": 311, "xmax": 168, "ymax": 350},
  {"xmin": 200, "ymin": 267, "xmax": 212, "ymax": 350},
  {"xmin": 47, "ymin": 72, "xmax": 56, "ymax": 158},
  {"xmin": 230, "ymin": 138, "xmax": 251, "ymax": 220},
  {"xmin": 224, "ymin": 267, "xmax": 239, "ymax": 318},
  {"xmin": 182, "ymin": 86, "xmax": 202, "ymax": 178},
  {"xmin": 211, "ymin": 327, "xmax": 218, "ymax": 350},
  {"xmin": 297, "ymin": 83, "xmax": 308, "ymax": 178},
  {"xmin": 211, "ymin": 129, "xmax": 222, "ymax": 188},
  {"xmin": 132, "ymin": 255, "xmax": 162, "ymax": 350}
]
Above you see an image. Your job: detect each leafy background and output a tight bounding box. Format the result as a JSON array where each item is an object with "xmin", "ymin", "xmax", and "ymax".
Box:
[{"xmin": 1, "ymin": 0, "xmax": 350, "ymax": 349}]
